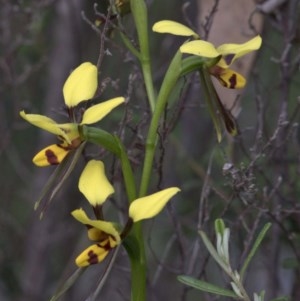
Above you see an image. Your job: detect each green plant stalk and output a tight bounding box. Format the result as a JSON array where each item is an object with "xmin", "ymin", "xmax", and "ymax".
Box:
[
  {"xmin": 139, "ymin": 50, "xmax": 182, "ymax": 197},
  {"xmin": 130, "ymin": 0, "xmax": 156, "ymax": 112},
  {"xmin": 129, "ymin": 1, "xmax": 155, "ymax": 299}
]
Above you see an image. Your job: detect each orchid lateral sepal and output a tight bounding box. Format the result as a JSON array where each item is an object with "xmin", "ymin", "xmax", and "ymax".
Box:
[
  {"xmin": 199, "ymin": 68, "xmax": 238, "ymax": 142},
  {"xmin": 35, "ymin": 142, "xmax": 86, "ymax": 218}
]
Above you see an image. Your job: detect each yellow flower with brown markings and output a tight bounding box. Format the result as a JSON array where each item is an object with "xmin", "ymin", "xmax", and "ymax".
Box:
[
  {"xmin": 20, "ymin": 62, "xmax": 125, "ymax": 166},
  {"xmin": 72, "ymin": 162, "xmax": 180, "ymax": 267},
  {"xmin": 153, "ymin": 20, "xmax": 262, "ymax": 89}
]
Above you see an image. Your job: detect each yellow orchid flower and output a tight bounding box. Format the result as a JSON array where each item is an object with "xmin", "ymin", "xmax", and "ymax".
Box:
[
  {"xmin": 72, "ymin": 179, "xmax": 180, "ymax": 267},
  {"xmin": 79, "ymin": 160, "xmax": 115, "ymax": 206},
  {"xmin": 20, "ymin": 98, "xmax": 124, "ymax": 166},
  {"xmin": 153, "ymin": 20, "xmax": 262, "ymax": 89},
  {"xmin": 180, "ymin": 36, "xmax": 262, "ymax": 88},
  {"xmin": 72, "ymin": 209, "xmax": 120, "ymax": 267},
  {"xmin": 20, "ymin": 62, "xmax": 125, "ymax": 166}
]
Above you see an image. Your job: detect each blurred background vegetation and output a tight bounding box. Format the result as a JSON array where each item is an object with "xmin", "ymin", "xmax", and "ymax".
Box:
[{"xmin": 1, "ymin": 0, "xmax": 300, "ymax": 300}]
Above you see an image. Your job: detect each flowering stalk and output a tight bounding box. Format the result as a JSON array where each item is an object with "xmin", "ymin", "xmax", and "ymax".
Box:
[{"xmin": 130, "ymin": 0, "xmax": 156, "ymax": 113}]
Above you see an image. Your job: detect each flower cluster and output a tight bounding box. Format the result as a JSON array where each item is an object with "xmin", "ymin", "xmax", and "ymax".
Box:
[{"xmin": 73, "ymin": 160, "xmax": 180, "ymax": 267}]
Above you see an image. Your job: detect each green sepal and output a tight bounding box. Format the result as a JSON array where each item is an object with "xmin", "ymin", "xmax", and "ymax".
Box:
[
  {"xmin": 35, "ymin": 142, "xmax": 86, "ymax": 218},
  {"xmin": 178, "ymin": 275, "xmax": 239, "ymax": 299},
  {"xmin": 181, "ymin": 55, "xmax": 221, "ymax": 77},
  {"xmin": 49, "ymin": 268, "xmax": 86, "ymax": 301},
  {"xmin": 198, "ymin": 69, "xmax": 223, "ymax": 142},
  {"xmin": 79, "ymin": 125, "xmax": 121, "ymax": 156},
  {"xmin": 199, "ymin": 68, "xmax": 238, "ymax": 142}
]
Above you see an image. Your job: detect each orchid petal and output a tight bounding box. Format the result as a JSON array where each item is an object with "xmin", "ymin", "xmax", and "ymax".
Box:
[
  {"xmin": 78, "ymin": 160, "xmax": 114, "ymax": 206},
  {"xmin": 210, "ymin": 66, "xmax": 246, "ymax": 89},
  {"xmin": 152, "ymin": 20, "xmax": 199, "ymax": 38},
  {"xmin": 180, "ymin": 40, "xmax": 220, "ymax": 58},
  {"xmin": 20, "ymin": 111, "xmax": 72, "ymax": 143},
  {"xmin": 129, "ymin": 187, "xmax": 180, "ymax": 222},
  {"xmin": 81, "ymin": 97, "xmax": 125, "ymax": 125},
  {"xmin": 75, "ymin": 243, "xmax": 110, "ymax": 267},
  {"xmin": 216, "ymin": 36, "xmax": 262, "ymax": 67},
  {"xmin": 63, "ymin": 62, "xmax": 98, "ymax": 107},
  {"xmin": 71, "ymin": 209, "xmax": 120, "ymax": 243},
  {"xmin": 33, "ymin": 144, "xmax": 70, "ymax": 167}
]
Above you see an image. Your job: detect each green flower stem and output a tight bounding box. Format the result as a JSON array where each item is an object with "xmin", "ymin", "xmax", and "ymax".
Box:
[
  {"xmin": 80, "ymin": 125, "xmax": 144, "ymax": 301},
  {"xmin": 79, "ymin": 126, "xmax": 136, "ymax": 202},
  {"xmin": 130, "ymin": 0, "xmax": 156, "ymax": 113},
  {"xmin": 139, "ymin": 50, "xmax": 182, "ymax": 197},
  {"xmin": 130, "ymin": 221, "xmax": 146, "ymax": 301}
]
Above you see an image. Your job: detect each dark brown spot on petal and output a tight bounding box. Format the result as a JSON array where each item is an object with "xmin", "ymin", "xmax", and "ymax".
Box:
[
  {"xmin": 87, "ymin": 250, "xmax": 99, "ymax": 265},
  {"xmin": 228, "ymin": 73, "xmax": 237, "ymax": 89},
  {"xmin": 45, "ymin": 149, "xmax": 59, "ymax": 165}
]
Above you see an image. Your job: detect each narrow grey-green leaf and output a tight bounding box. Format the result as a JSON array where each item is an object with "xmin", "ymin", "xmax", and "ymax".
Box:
[
  {"xmin": 199, "ymin": 230, "xmax": 230, "ymax": 273},
  {"xmin": 178, "ymin": 275, "xmax": 239, "ymax": 298},
  {"xmin": 240, "ymin": 223, "xmax": 271, "ymax": 280},
  {"xmin": 49, "ymin": 268, "xmax": 86, "ymax": 301}
]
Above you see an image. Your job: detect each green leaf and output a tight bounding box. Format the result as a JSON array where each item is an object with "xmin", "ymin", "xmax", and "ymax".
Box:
[
  {"xmin": 215, "ymin": 218, "xmax": 226, "ymax": 236},
  {"xmin": 240, "ymin": 223, "xmax": 272, "ymax": 280},
  {"xmin": 199, "ymin": 230, "xmax": 230, "ymax": 273},
  {"xmin": 178, "ymin": 275, "xmax": 239, "ymax": 298},
  {"xmin": 49, "ymin": 268, "xmax": 86, "ymax": 301},
  {"xmin": 35, "ymin": 142, "xmax": 86, "ymax": 218},
  {"xmin": 79, "ymin": 125, "xmax": 121, "ymax": 156}
]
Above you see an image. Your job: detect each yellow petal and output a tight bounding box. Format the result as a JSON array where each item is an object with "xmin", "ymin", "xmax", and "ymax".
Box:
[
  {"xmin": 210, "ymin": 66, "xmax": 246, "ymax": 89},
  {"xmin": 78, "ymin": 160, "xmax": 114, "ymax": 206},
  {"xmin": 180, "ymin": 40, "xmax": 220, "ymax": 58},
  {"xmin": 129, "ymin": 187, "xmax": 180, "ymax": 222},
  {"xmin": 216, "ymin": 36, "xmax": 262, "ymax": 67},
  {"xmin": 87, "ymin": 227, "xmax": 107, "ymax": 241},
  {"xmin": 20, "ymin": 111, "xmax": 72, "ymax": 143},
  {"xmin": 63, "ymin": 62, "xmax": 98, "ymax": 107},
  {"xmin": 75, "ymin": 243, "xmax": 110, "ymax": 267},
  {"xmin": 33, "ymin": 144, "xmax": 69, "ymax": 166},
  {"xmin": 71, "ymin": 208, "xmax": 120, "ymax": 243},
  {"xmin": 152, "ymin": 20, "xmax": 199, "ymax": 38},
  {"xmin": 81, "ymin": 97, "xmax": 125, "ymax": 125}
]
